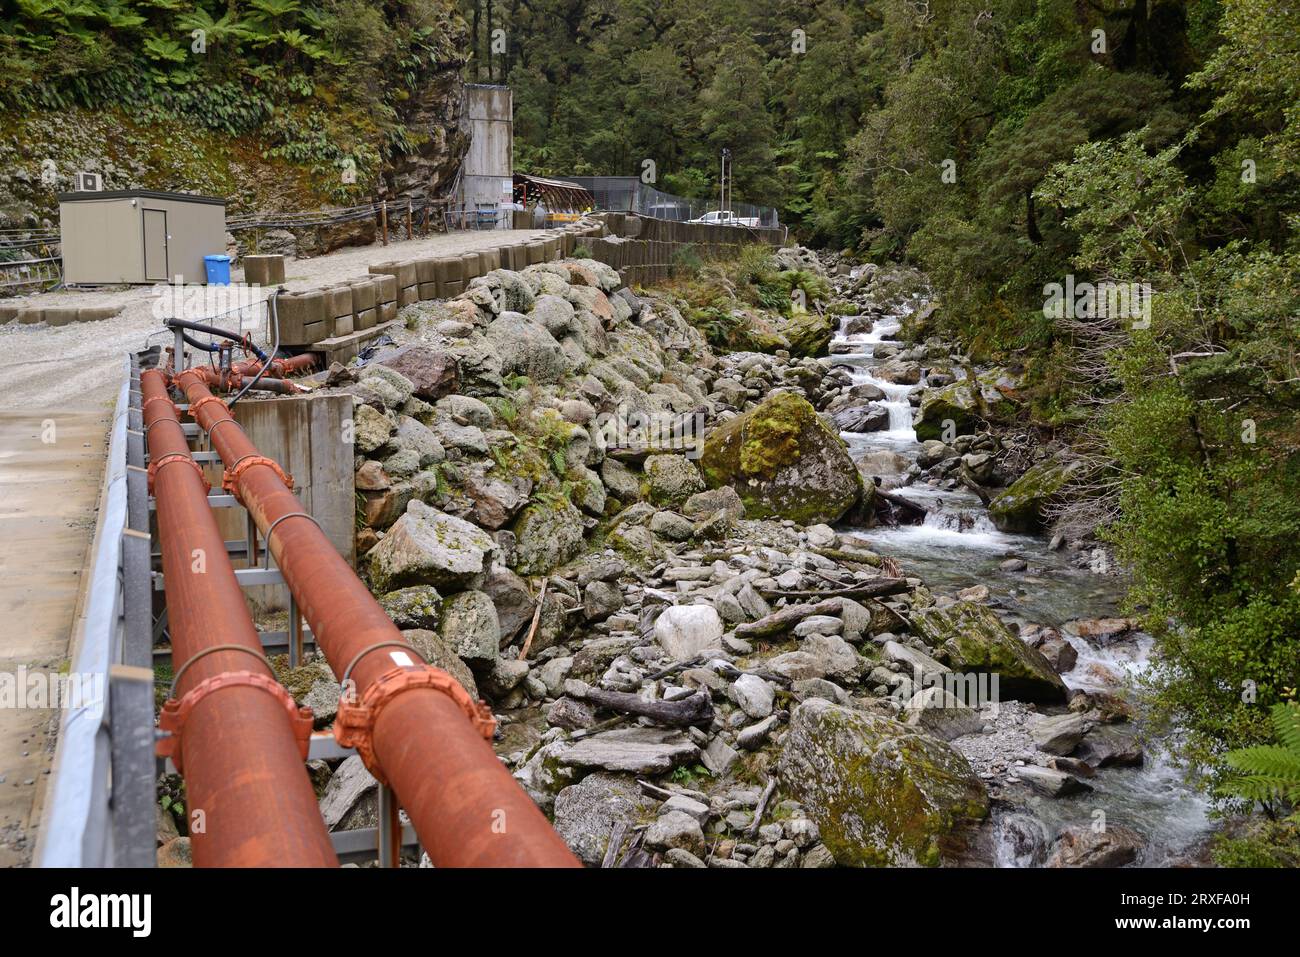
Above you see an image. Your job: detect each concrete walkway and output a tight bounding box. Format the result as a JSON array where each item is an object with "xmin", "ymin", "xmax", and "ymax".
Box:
[{"xmin": 0, "ymin": 408, "xmax": 111, "ymax": 866}]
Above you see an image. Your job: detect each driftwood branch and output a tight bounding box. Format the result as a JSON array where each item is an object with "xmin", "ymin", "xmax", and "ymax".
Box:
[
  {"xmin": 571, "ymin": 685, "xmax": 715, "ymax": 727},
  {"xmin": 756, "ymin": 578, "xmax": 910, "ymax": 602},
  {"xmin": 745, "ymin": 776, "xmax": 779, "ymax": 838},
  {"xmin": 517, "ymin": 576, "xmax": 549, "ymax": 660}
]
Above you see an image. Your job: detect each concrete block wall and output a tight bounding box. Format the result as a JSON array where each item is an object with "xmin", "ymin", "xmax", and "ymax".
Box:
[{"xmin": 577, "ymin": 212, "xmax": 784, "ymax": 286}]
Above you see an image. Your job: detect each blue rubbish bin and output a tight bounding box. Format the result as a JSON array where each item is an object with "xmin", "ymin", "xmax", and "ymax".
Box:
[{"xmin": 204, "ymin": 254, "xmax": 231, "ymax": 285}]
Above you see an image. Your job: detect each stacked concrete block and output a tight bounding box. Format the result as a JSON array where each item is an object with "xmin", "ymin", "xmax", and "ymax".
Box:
[
  {"xmin": 41, "ymin": 306, "xmax": 80, "ymax": 326},
  {"xmin": 350, "ymin": 277, "xmax": 379, "ymax": 330},
  {"xmin": 477, "ymin": 248, "xmax": 500, "ymax": 275},
  {"xmin": 434, "ymin": 256, "xmax": 464, "ymax": 299},
  {"xmin": 375, "ymin": 273, "xmax": 398, "ymax": 324},
  {"xmin": 324, "ymin": 284, "xmax": 355, "ymax": 336},
  {"xmin": 416, "ymin": 258, "xmax": 439, "ymax": 301},
  {"xmin": 242, "ymin": 254, "xmax": 286, "ymax": 286},
  {"xmin": 370, "ymin": 260, "xmax": 418, "ymax": 307},
  {"xmin": 460, "ymin": 252, "xmax": 481, "ymax": 285},
  {"xmin": 276, "ymin": 288, "xmax": 328, "ymax": 345}
]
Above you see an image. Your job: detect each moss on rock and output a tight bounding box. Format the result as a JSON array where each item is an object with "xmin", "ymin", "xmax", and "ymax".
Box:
[
  {"xmin": 987, "ymin": 453, "xmax": 1088, "ymax": 533},
  {"xmin": 699, "ymin": 391, "xmax": 861, "ymax": 525},
  {"xmin": 777, "ymin": 699, "xmax": 988, "ymax": 866},
  {"xmin": 912, "ymin": 601, "xmax": 1068, "ymax": 703}
]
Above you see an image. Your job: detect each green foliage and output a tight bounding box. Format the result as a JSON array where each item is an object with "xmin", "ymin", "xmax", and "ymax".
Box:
[
  {"xmin": 1, "ymin": 0, "xmax": 469, "ymax": 208},
  {"xmin": 1220, "ymin": 702, "xmax": 1300, "ymax": 808}
]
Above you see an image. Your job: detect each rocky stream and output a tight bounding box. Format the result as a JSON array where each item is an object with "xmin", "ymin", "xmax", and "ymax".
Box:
[{"xmin": 152, "ymin": 245, "xmax": 1220, "ymax": 869}]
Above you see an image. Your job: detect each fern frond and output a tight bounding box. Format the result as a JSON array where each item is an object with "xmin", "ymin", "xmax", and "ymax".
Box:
[
  {"xmin": 1271, "ymin": 702, "xmax": 1300, "ymax": 753},
  {"xmin": 1225, "ymin": 745, "xmax": 1300, "ymax": 780}
]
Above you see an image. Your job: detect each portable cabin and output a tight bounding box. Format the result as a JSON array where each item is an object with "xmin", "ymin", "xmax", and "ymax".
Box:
[{"xmin": 57, "ymin": 189, "xmax": 227, "ymax": 285}]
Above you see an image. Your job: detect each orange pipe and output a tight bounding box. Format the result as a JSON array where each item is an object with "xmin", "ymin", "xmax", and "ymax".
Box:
[
  {"xmin": 173, "ymin": 369, "xmax": 580, "ymax": 868},
  {"xmin": 141, "ymin": 369, "xmax": 337, "ymax": 868}
]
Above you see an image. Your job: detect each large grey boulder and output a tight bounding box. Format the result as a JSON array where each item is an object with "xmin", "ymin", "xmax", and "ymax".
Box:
[
  {"xmin": 377, "ymin": 585, "xmax": 442, "ymax": 631},
  {"xmin": 438, "ymin": 590, "xmax": 501, "ymax": 666},
  {"xmin": 699, "ymin": 391, "xmax": 861, "ymax": 525},
  {"xmin": 777, "ymin": 699, "xmax": 988, "ymax": 867},
  {"xmin": 482, "ymin": 566, "xmax": 535, "ymax": 646},
  {"xmin": 553, "ymin": 773, "xmax": 652, "ymax": 866},
  {"xmin": 1045, "ymin": 825, "xmax": 1144, "ymax": 867},
  {"xmin": 643, "ymin": 454, "xmax": 706, "ymax": 506},
  {"xmin": 368, "ymin": 501, "xmax": 496, "ymax": 593},
  {"xmin": 484, "ymin": 311, "xmax": 572, "ymax": 384},
  {"xmin": 654, "ymin": 605, "xmax": 724, "ymax": 661},
  {"xmin": 512, "ymin": 498, "xmax": 585, "ymax": 574},
  {"xmin": 912, "ymin": 601, "xmax": 1068, "ymax": 703}
]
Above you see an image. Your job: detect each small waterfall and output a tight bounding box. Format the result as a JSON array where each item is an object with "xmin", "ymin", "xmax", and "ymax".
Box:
[
  {"xmin": 922, "ymin": 505, "xmax": 998, "ymax": 535},
  {"xmin": 831, "ymin": 286, "xmax": 1214, "ymax": 867}
]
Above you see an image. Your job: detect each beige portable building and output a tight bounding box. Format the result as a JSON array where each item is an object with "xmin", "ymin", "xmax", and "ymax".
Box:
[{"xmin": 58, "ymin": 189, "xmax": 227, "ymax": 285}]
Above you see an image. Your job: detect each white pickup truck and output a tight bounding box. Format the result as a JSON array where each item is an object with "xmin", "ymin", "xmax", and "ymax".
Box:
[{"xmin": 688, "ymin": 210, "xmax": 761, "ymax": 228}]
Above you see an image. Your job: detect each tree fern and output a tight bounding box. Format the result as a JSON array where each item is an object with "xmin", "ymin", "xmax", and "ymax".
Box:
[{"xmin": 1221, "ymin": 702, "xmax": 1300, "ymax": 807}]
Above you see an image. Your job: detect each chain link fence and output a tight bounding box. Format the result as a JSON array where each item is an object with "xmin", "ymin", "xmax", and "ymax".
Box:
[{"xmin": 566, "ymin": 176, "xmax": 779, "ymax": 228}]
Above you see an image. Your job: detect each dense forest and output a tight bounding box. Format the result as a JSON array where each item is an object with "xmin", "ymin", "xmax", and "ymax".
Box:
[
  {"xmin": 463, "ymin": 0, "xmax": 1300, "ymax": 862},
  {"xmin": 1, "ymin": 0, "xmax": 1295, "ymax": 863}
]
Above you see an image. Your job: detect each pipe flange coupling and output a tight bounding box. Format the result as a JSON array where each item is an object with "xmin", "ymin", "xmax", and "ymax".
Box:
[
  {"xmin": 147, "ymin": 452, "xmax": 211, "ymax": 497},
  {"xmin": 141, "ymin": 393, "xmax": 179, "ymax": 419},
  {"xmin": 157, "ymin": 670, "xmax": 313, "ymax": 775},
  {"xmin": 222, "ymin": 454, "xmax": 293, "ymax": 501},
  {"xmin": 333, "ymin": 666, "xmax": 496, "ymax": 787},
  {"xmin": 188, "ymin": 394, "xmax": 225, "ymax": 421}
]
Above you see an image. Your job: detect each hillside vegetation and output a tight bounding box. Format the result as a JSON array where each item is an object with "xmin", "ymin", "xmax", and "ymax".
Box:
[{"xmin": 0, "ymin": 0, "xmax": 469, "ymax": 222}]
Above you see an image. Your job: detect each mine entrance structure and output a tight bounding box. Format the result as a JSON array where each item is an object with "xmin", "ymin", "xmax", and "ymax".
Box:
[
  {"xmin": 513, "ymin": 173, "xmax": 594, "ymax": 227},
  {"xmin": 38, "ymin": 300, "xmax": 578, "ymax": 867}
]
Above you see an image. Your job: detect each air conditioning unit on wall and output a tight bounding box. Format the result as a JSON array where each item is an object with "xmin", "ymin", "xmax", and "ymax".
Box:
[{"xmin": 74, "ymin": 171, "xmax": 102, "ymax": 192}]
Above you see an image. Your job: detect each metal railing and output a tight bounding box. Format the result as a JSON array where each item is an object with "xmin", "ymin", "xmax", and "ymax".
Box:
[
  {"xmin": 36, "ymin": 355, "xmax": 155, "ymax": 867},
  {"xmin": 1, "ymin": 237, "xmax": 63, "ymax": 293}
]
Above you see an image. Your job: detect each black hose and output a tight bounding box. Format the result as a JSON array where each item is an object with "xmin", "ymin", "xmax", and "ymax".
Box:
[
  {"xmin": 228, "ymin": 287, "xmax": 282, "ymax": 409},
  {"xmin": 164, "ymin": 317, "xmax": 268, "ymax": 361}
]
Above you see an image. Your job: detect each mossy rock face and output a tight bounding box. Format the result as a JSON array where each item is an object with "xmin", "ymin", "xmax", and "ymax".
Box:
[
  {"xmin": 699, "ymin": 391, "xmax": 862, "ymax": 526},
  {"xmin": 777, "ymin": 699, "xmax": 989, "ymax": 867},
  {"xmin": 987, "ymin": 454, "xmax": 1087, "ymax": 533},
  {"xmin": 782, "ymin": 310, "xmax": 834, "ymax": 358},
  {"xmin": 912, "ymin": 601, "xmax": 1068, "ymax": 703},
  {"xmin": 913, "ymin": 371, "xmax": 1019, "ymax": 442}
]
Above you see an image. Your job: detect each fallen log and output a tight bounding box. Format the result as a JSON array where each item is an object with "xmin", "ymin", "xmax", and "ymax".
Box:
[
  {"xmin": 571, "ymin": 685, "xmax": 714, "ymax": 728},
  {"xmin": 756, "ymin": 578, "xmax": 910, "ymax": 602},
  {"xmin": 735, "ymin": 597, "xmax": 846, "ymax": 639},
  {"xmin": 875, "ymin": 488, "xmax": 927, "ymax": 521},
  {"xmin": 810, "ymin": 546, "xmax": 884, "ymax": 568}
]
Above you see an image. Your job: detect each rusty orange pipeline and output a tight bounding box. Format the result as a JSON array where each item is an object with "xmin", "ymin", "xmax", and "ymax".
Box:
[
  {"xmin": 173, "ymin": 368, "xmax": 580, "ymax": 867},
  {"xmin": 188, "ymin": 366, "xmax": 303, "ymax": 395},
  {"xmin": 141, "ymin": 368, "xmax": 337, "ymax": 868}
]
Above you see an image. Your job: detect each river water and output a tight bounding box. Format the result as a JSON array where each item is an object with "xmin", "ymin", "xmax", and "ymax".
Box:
[{"xmin": 827, "ymin": 290, "xmax": 1213, "ymax": 866}]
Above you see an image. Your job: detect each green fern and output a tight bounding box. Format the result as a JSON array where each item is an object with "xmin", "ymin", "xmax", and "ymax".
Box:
[{"xmin": 1221, "ymin": 702, "xmax": 1300, "ymax": 806}]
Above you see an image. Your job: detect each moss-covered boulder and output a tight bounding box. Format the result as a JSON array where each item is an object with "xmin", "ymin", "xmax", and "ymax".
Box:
[
  {"xmin": 781, "ymin": 310, "xmax": 834, "ymax": 358},
  {"xmin": 913, "ymin": 369, "xmax": 1019, "ymax": 441},
  {"xmin": 777, "ymin": 699, "xmax": 989, "ymax": 867},
  {"xmin": 987, "ymin": 453, "xmax": 1088, "ymax": 533},
  {"xmin": 912, "ymin": 601, "xmax": 1068, "ymax": 703},
  {"xmin": 512, "ymin": 497, "xmax": 585, "ymax": 574},
  {"xmin": 699, "ymin": 391, "xmax": 862, "ymax": 525}
]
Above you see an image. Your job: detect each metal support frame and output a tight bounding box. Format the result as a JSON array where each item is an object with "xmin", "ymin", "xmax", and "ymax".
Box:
[{"xmin": 44, "ymin": 353, "xmax": 416, "ymax": 867}]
